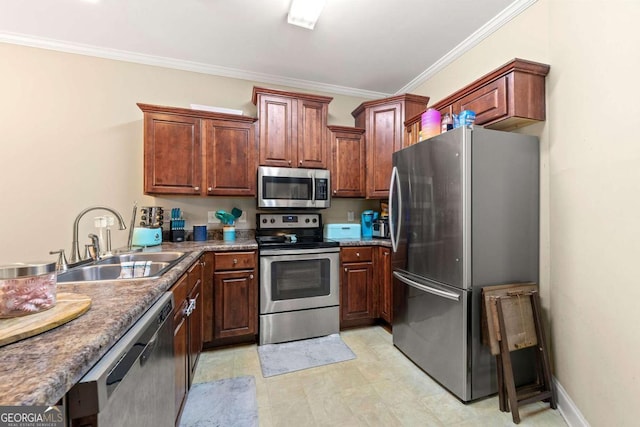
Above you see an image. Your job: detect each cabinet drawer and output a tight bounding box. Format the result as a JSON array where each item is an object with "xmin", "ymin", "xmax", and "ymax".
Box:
[
  {"xmin": 213, "ymin": 251, "xmax": 256, "ymax": 271},
  {"xmin": 341, "ymin": 247, "xmax": 373, "ymax": 263},
  {"xmin": 453, "ymin": 77, "xmax": 508, "ymax": 125}
]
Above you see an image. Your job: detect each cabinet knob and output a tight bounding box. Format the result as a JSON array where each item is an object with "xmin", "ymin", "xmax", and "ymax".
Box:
[
  {"xmin": 288, "ymin": 160, "xmax": 292, "ymax": 165},
  {"xmin": 208, "ymin": 186, "xmax": 212, "ymax": 192},
  {"xmin": 344, "ymin": 267, "xmax": 347, "ymax": 272},
  {"xmin": 299, "ymin": 160, "xmax": 302, "ymax": 165},
  {"xmin": 356, "ymin": 252, "xmax": 360, "ymax": 257},
  {"xmin": 233, "ymin": 258, "xmax": 238, "ymax": 264},
  {"xmin": 194, "ymin": 186, "xmax": 200, "ymax": 191},
  {"xmin": 249, "ymin": 274, "xmax": 254, "ymax": 279},
  {"xmin": 333, "ymin": 190, "xmax": 337, "ymax": 194}
]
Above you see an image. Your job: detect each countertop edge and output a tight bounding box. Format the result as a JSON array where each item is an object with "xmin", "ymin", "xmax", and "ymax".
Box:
[{"xmin": 0, "ymin": 240, "xmax": 257, "ymax": 406}]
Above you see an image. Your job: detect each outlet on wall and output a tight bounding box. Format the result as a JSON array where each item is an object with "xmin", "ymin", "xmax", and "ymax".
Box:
[
  {"xmin": 207, "ymin": 211, "xmax": 220, "ymax": 224},
  {"xmin": 238, "ymin": 211, "xmax": 247, "ymax": 223}
]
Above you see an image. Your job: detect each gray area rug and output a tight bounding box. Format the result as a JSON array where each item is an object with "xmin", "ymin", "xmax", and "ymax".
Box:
[
  {"xmin": 179, "ymin": 376, "xmax": 258, "ymax": 427},
  {"xmin": 258, "ymin": 333, "xmax": 356, "ymax": 377}
]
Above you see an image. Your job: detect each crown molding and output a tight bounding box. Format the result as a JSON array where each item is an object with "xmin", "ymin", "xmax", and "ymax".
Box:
[
  {"xmin": 0, "ymin": 31, "xmax": 389, "ymax": 100},
  {"xmin": 395, "ymin": 0, "xmax": 538, "ymax": 94}
]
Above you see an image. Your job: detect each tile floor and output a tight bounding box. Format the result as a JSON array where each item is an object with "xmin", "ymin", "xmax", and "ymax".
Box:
[{"xmin": 192, "ymin": 326, "xmax": 567, "ymax": 426}]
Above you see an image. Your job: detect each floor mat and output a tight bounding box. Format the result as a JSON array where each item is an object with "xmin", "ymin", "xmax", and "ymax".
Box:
[
  {"xmin": 258, "ymin": 333, "xmax": 356, "ymax": 378},
  {"xmin": 179, "ymin": 375, "xmax": 258, "ymax": 427}
]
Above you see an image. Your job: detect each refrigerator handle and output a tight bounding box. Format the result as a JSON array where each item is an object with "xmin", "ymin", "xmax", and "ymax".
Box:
[
  {"xmin": 393, "ymin": 271, "xmax": 460, "ymax": 301},
  {"xmin": 389, "ymin": 166, "xmax": 401, "ymax": 253}
]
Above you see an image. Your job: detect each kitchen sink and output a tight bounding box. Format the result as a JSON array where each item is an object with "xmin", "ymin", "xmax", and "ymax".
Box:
[
  {"xmin": 96, "ymin": 251, "xmax": 186, "ymax": 265},
  {"xmin": 57, "ymin": 251, "xmax": 189, "ymax": 283}
]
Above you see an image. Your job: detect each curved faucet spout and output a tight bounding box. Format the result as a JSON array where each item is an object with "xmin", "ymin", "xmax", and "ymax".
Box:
[{"xmin": 70, "ymin": 206, "xmax": 127, "ymax": 263}]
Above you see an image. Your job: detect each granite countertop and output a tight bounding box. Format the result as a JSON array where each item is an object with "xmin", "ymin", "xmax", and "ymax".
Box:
[
  {"xmin": 328, "ymin": 237, "xmax": 392, "ymax": 247},
  {"xmin": 0, "ymin": 236, "xmax": 387, "ymax": 405},
  {"xmin": 0, "ymin": 238, "xmax": 257, "ymax": 406}
]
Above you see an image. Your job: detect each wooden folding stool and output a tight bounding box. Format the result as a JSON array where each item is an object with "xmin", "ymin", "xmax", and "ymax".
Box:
[{"xmin": 482, "ymin": 283, "xmax": 557, "ymax": 424}]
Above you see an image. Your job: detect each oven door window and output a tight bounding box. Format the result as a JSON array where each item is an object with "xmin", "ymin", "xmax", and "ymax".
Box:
[
  {"xmin": 271, "ymin": 258, "xmax": 330, "ymax": 300},
  {"xmin": 263, "ymin": 176, "xmax": 312, "ymax": 201}
]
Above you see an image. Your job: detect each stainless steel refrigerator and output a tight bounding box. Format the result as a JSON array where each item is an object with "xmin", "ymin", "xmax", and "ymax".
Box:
[{"xmin": 389, "ymin": 126, "xmax": 539, "ymax": 402}]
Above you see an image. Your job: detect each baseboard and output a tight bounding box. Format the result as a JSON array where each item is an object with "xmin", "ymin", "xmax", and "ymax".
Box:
[{"xmin": 554, "ymin": 377, "xmax": 591, "ymax": 427}]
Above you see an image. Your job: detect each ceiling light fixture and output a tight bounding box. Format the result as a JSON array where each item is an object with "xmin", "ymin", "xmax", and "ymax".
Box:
[{"xmin": 287, "ymin": 0, "xmax": 327, "ymax": 30}]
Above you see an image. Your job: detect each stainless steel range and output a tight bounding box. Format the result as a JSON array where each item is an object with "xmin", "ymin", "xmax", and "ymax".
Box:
[{"xmin": 256, "ymin": 213, "xmax": 340, "ymax": 345}]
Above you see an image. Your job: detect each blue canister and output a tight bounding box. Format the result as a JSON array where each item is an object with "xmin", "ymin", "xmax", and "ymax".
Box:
[
  {"xmin": 223, "ymin": 226, "xmax": 236, "ymax": 241},
  {"xmin": 193, "ymin": 225, "xmax": 207, "ymax": 241}
]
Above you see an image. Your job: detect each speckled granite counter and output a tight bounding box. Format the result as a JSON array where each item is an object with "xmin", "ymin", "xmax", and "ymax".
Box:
[
  {"xmin": 328, "ymin": 237, "xmax": 392, "ymax": 247},
  {"xmin": 0, "ymin": 239, "xmax": 257, "ymax": 406}
]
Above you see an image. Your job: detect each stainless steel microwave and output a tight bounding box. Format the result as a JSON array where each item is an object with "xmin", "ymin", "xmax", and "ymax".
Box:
[{"xmin": 258, "ymin": 166, "xmax": 330, "ymax": 209}]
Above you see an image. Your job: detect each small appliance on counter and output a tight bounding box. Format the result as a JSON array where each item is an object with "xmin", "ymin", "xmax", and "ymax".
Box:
[
  {"xmin": 169, "ymin": 208, "xmax": 185, "ymax": 242},
  {"xmin": 323, "ymin": 223, "xmax": 361, "ymax": 240},
  {"xmin": 372, "ymin": 218, "xmax": 390, "ymax": 238},
  {"xmin": 132, "ymin": 206, "xmax": 163, "ymax": 247},
  {"xmin": 361, "ymin": 210, "xmax": 378, "ymax": 238}
]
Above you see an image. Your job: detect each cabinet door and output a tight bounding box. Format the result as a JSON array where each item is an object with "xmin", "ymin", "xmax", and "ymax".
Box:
[
  {"xmin": 144, "ymin": 113, "xmax": 202, "ymax": 195},
  {"xmin": 452, "ymin": 76, "xmax": 508, "ymax": 126},
  {"xmin": 187, "ymin": 260, "xmax": 203, "ymax": 383},
  {"xmin": 329, "ymin": 127, "xmax": 366, "ymax": 198},
  {"xmin": 213, "ymin": 270, "xmax": 257, "ymax": 339},
  {"xmin": 203, "ymin": 119, "xmax": 256, "ymax": 196},
  {"xmin": 366, "ymin": 103, "xmax": 402, "ymax": 198},
  {"xmin": 258, "ymin": 94, "xmax": 294, "ymax": 167},
  {"xmin": 297, "ymin": 99, "xmax": 328, "ymax": 168},
  {"xmin": 171, "ymin": 274, "xmax": 189, "ymax": 422},
  {"xmin": 377, "ymin": 247, "xmax": 393, "ymax": 323},
  {"xmin": 201, "ymin": 252, "xmax": 214, "ymax": 344},
  {"xmin": 341, "ymin": 261, "xmax": 374, "ymax": 322}
]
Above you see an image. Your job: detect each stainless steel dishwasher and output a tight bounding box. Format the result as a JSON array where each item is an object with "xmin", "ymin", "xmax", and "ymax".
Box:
[{"xmin": 66, "ymin": 292, "xmax": 174, "ymax": 426}]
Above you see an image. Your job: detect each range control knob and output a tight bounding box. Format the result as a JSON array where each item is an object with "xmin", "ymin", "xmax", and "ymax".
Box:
[
  {"xmin": 312, "ymin": 218, "xmax": 317, "ymax": 223},
  {"xmin": 270, "ymin": 218, "xmax": 276, "ymax": 224},
  {"xmin": 305, "ymin": 218, "xmax": 310, "ymax": 223},
  {"xmin": 262, "ymin": 218, "xmax": 267, "ymax": 224}
]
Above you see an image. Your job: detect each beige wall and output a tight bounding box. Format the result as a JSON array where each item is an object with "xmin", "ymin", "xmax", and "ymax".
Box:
[
  {"xmin": 414, "ymin": 1, "xmax": 640, "ymax": 425},
  {"xmin": 0, "ymin": 43, "xmax": 375, "ymax": 264},
  {"xmin": 4, "ymin": 1, "xmax": 639, "ymax": 423}
]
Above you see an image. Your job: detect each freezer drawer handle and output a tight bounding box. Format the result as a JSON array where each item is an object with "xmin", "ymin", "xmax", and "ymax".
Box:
[{"xmin": 393, "ymin": 271, "xmax": 460, "ymax": 301}]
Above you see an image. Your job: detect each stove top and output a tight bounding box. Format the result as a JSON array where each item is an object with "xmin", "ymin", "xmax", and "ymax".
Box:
[{"xmin": 255, "ymin": 213, "xmax": 339, "ymax": 250}]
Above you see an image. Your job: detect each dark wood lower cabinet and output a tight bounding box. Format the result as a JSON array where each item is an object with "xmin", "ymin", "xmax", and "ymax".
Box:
[
  {"xmin": 213, "ymin": 269, "xmax": 257, "ymax": 340},
  {"xmin": 203, "ymin": 250, "xmax": 258, "ymax": 347},
  {"xmin": 171, "ymin": 256, "xmax": 204, "ymax": 425},
  {"xmin": 340, "ymin": 245, "xmax": 393, "ymax": 329},
  {"xmin": 171, "ymin": 275, "xmax": 189, "ymax": 425},
  {"xmin": 377, "ymin": 247, "xmax": 393, "ymax": 324},
  {"xmin": 187, "ymin": 260, "xmax": 203, "ymax": 385},
  {"xmin": 340, "ymin": 247, "xmax": 375, "ymax": 328}
]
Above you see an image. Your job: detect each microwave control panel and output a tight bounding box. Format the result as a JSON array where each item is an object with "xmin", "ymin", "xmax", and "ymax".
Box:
[{"xmin": 315, "ymin": 178, "xmax": 328, "ymax": 200}]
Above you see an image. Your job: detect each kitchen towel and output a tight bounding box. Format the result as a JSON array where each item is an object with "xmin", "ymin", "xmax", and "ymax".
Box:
[
  {"xmin": 179, "ymin": 375, "xmax": 258, "ymax": 427},
  {"xmin": 257, "ymin": 333, "xmax": 356, "ymax": 377}
]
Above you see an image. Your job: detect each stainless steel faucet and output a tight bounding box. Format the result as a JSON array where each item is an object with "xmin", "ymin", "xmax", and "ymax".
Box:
[{"xmin": 70, "ymin": 206, "xmax": 127, "ymax": 263}]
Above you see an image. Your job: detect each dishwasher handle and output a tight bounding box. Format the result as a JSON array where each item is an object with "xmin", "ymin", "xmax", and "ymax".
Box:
[{"xmin": 393, "ymin": 271, "xmax": 460, "ymax": 301}]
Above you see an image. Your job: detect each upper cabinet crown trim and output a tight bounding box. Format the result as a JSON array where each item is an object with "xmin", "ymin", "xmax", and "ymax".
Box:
[
  {"xmin": 137, "ymin": 103, "xmax": 257, "ymax": 123},
  {"xmin": 251, "ymin": 87, "xmax": 333, "ymax": 105},
  {"xmin": 351, "ymin": 93, "xmax": 430, "ymax": 118},
  {"xmin": 430, "ymin": 58, "xmax": 550, "ymax": 110}
]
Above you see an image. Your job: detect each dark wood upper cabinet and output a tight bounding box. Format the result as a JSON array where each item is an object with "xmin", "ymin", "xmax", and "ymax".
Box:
[
  {"xmin": 203, "ymin": 118, "xmax": 256, "ymax": 196},
  {"xmin": 430, "ymin": 58, "xmax": 550, "ymax": 130},
  {"xmin": 138, "ymin": 103, "xmax": 257, "ymax": 196},
  {"xmin": 328, "ymin": 125, "xmax": 366, "ymax": 198},
  {"xmin": 252, "ymin": 86, "xmax": 332, "ymax": 169},
  {"xmin": 352, "ymin": 94, "xmax": 429, "ymax": 199},
  {"xmin": 143, "ymin": 113, "xmax": 202, "ymax": 195}
]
